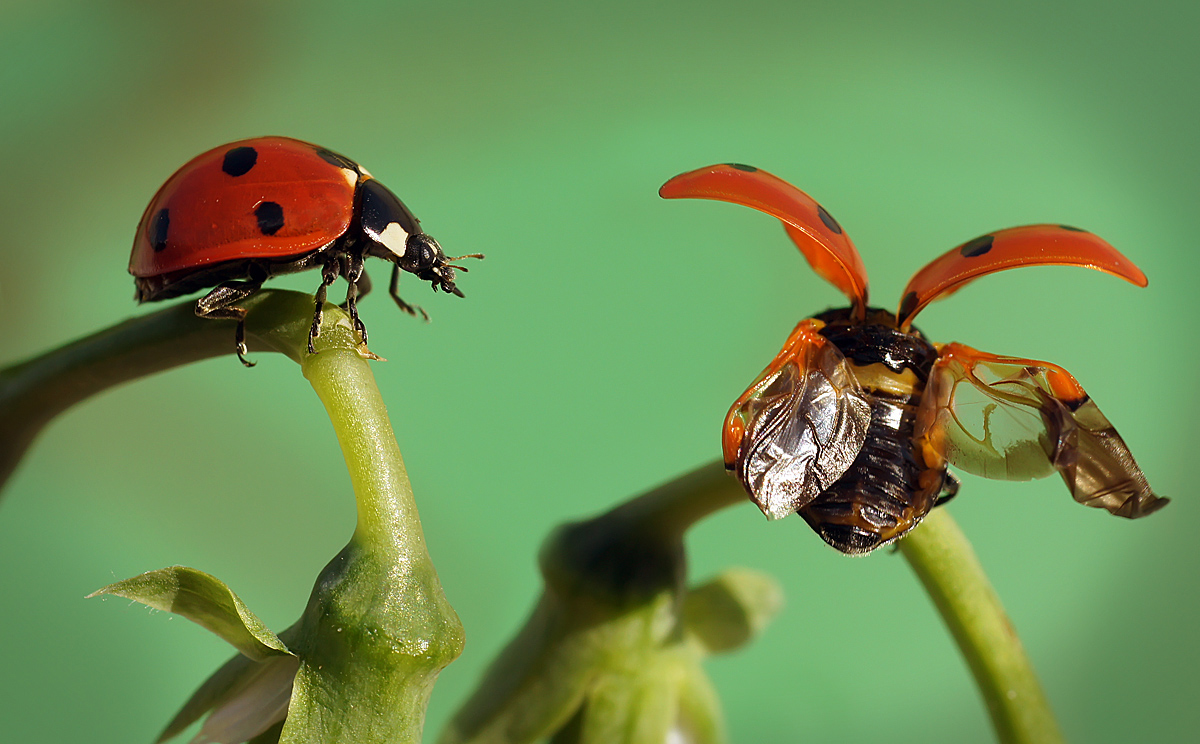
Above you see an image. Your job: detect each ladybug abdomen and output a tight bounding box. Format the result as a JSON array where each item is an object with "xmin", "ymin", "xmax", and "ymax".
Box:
[
  {"xmin": 799, "ymin": 393, "xmax": 937, "ymax": 554},
  {"xmin": 800, "ymin": 307, "xmax": 947, "ymax": 554}
]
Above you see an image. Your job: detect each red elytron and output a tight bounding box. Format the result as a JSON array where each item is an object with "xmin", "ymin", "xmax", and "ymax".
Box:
[
  {"xmin": 130, "ymin": 136, "xmax": 481, "ymax": 365},
  {"xmin": 661, "ymin": 163, "xmax": 1167, "ymax": 554}
]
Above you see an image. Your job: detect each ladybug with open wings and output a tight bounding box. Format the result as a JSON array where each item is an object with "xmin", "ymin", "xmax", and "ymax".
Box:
[
  {"xmin": 129, "ymin": 136, "xmax": 482, "ymax": 365},
  {"xmin": 660, "ymin": 164, "xmax": 1168, "ymax": 555}
]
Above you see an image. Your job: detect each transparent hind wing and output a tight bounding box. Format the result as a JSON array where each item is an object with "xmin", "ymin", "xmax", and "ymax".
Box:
[{"xmin": 916, "ymin": 343, "xmax": 1167, "ymax": 518}]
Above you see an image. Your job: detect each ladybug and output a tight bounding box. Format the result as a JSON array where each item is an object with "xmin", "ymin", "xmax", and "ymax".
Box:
[
  {"xmin": 129, "ymin": 136, "xmax": 482, "ymax": 365},
  {"xmin": 661, "ymin": 164, "xmax": 1168, "ymax": 555}
]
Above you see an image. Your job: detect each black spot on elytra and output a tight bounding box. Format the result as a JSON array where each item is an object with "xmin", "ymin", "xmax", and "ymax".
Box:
[
  {"xmin": 222, "ymin": 147, "xmax": 258, "ymax": 177},
  {"xmin": 817, "ymin": 205, "xmax": 843, "ymax": 235},
  {"xmin": 149, "ymin": 208, "xmax": 169, "ymax": 251},
  {"xmin": 255, "ymin": 202, "xmax": 284, "ymax": 235},
  {"xmin": 316, "ymin": 147, "xmax": 359, "ymax": 172},
  {"xmin": 898, "ymin": 291, "xmax": 918, "ymax": 320},
  {"xmin": 960, "ymin": 235, "xmax": 994, "ymax": 258},
  {"xmin": 726, "ymin": 163, "xmax": 758, "ymax": 172},
  {"xmin": 1059, "ymin": 224, "xmax": 1085, "ymax": 232}
]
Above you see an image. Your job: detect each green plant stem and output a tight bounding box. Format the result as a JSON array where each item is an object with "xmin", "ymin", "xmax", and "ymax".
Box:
[
  {"xmin": 0, "ymin": 302, "xmax": 223, "ymax": 491},
  {"xmin": 0, "ymin": 290, "xmax": 463, "ymax": 742},
  {"xmin": 302, "ymin": 348, "xmax": 430, "ymax": 554},
  {"xmin": 899, "ymin": 508, "xmax": 1065, "ymax": 744},
  {"xmin": 606, "ymin": 460, "xmax": 745, "ymax": 541},
  {"xmin": 281, "ymin": 329, "xmax": 464, "ymax": 744},
  {"xmin": 0, "ymin": 290, "xmax": 315, "ymax": 493},
  {"xmin": 440, "ymin": 462, "xmax": 749, "ymax": 744}
]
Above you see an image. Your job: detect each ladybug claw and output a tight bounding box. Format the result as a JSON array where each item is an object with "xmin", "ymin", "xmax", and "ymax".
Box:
[
  {"xmin": 236, "ymin": 344, "xmax": 256, "ymax": 368},
  {"xmin": 392, "ymin": 295, "xmax": 428, "ymax": 321}
]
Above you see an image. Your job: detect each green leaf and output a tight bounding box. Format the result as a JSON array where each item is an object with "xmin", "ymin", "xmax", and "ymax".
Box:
[
  {"xmin": 189, "ymin": 653, "xmax": 299, "ymax": 744},
  {"xmin": 155, "ymin": 625, "xmax": 302, "ymax": 743},
  {"xmin": 89, "ymin": 566, "xmax": 292, "ymax": 661},
  {"xmin": 156, "ymin": 650, "xmax": 257, "ymax": 743}
]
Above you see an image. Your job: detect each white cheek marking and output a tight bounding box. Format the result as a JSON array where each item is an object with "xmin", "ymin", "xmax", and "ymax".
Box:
[
  {"xmin": 358, "ymin": 165, "xmax": 373, "ymax": 179},
  {"xmin": 377, "ymin": 222, "xmax": 409, "ymax": 257},
  {"xmin": 341, "ymin": 167, "xmax": 358, "ymax": 187}
]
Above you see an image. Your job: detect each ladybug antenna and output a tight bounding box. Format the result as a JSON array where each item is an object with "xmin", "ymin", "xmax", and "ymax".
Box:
[{"xmin": 435, "ymin": 253, "xmax": 480, "ymax": 294}]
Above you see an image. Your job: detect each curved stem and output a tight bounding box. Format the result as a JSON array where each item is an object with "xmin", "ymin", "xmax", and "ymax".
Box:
[
  {"xmin": 301, "ymin": 348, "xmax": 428, "ymax": 558},
  {"xmin": 606, "ymin": 460, "xmax": 745, "ymax": 541},
  {"xmin": 899, "ymin": 508, "xmax": 1065, "ymax": 744},
  {"xmin": 0, "ymin": 290, "xmax": 319, "ymax": 494},
  {"xmin": 0, "ymin": 290, "xmax": 463, "ymax": 742},
  {"xmin": 281, "ymin": 333, "xmax": 463, "ymax": 744}
]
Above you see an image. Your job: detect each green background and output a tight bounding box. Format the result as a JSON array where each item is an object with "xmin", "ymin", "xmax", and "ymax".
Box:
[{"xmin": 1, "ymin": 1, "xmax": 1195, "ymax": 741}]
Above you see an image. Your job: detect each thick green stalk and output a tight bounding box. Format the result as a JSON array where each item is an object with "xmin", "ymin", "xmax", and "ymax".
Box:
[
  {"xmin": 284, "ymin": 340, "xmax": 464, "ymax": 744},
  {"xmin": 899, "ymin": 508, "xmax": 1065, "ymax": 744},
  {"xmin": 302, "ymin": 348, "xmax": 428, "ymax": 552}
]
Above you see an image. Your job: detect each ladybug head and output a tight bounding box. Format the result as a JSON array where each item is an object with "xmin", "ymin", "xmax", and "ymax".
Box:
[{"xmin": 399, "ymin": 233, "xmax": 484, "ymax": 297}]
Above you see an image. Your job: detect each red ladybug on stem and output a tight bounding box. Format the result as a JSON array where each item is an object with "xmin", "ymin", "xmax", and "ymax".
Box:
[
  {"xmin": 129, "ymin": 136, "xmax": 482, "ymax": 365},
  {"xmin": 661, "ymin": 163, "xmax": 1167, "ymax": 555}
]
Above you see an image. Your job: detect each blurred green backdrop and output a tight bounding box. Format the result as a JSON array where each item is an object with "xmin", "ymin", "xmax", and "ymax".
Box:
[{"xmin": 1, "ymin": 1, "xmax": 1195, "ymax": 741}]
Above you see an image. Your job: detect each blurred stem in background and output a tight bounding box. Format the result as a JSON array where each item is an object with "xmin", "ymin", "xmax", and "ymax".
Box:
[
  {"xmin": 0, "ymin": 295, "xmax": 1061, "ymax": 744},
  {"xmin": 440, "ymin": 459, "xmax": 1063, "ymax": 744},
  {"xmin": 438, "ymin": 462, "xmax": 781, "ymax": 744}
]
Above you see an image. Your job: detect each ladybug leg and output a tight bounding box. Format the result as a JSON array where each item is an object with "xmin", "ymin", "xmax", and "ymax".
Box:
[
  {"xmin": 342, "ymin": 267, "xmax": 372, "ymax": 302},
  {"xmin": 934, "ymin": 471, "xmax": 961, "ymax": 508},
  {"xmin": 194, "ymin": 279, "xmax": 265, "ymax": 367},
  {"xmin": 342, "ymin": 251, "xmax": 369, "ymax": 345},
  {"xmin": 389, "ymin": 264, "xmax": 430, "ymax": 322},
  {"xmin": 309, "ymin": 259, "xmax": 342, "ymax": 354}
]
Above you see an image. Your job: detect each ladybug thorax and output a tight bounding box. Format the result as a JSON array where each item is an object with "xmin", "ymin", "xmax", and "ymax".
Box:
[
  {"xmin": 814, "ymin": 306, "xmax": 938, "ymax": 389},
  {"xmin": 358, "ymin": 179, "xmax": 423, "ymax": 261}
]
